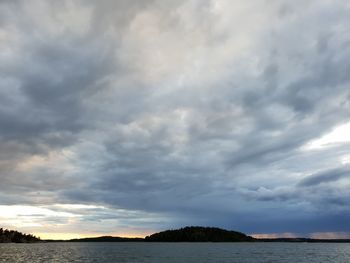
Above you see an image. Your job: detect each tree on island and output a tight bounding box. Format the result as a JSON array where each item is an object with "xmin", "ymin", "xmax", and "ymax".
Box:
[{"xmin": 0, "ymin": 228, "xmax": 40, "ymax": 243}]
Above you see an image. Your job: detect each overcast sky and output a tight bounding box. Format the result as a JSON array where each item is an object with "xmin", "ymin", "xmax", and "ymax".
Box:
[{"xmin": 1, "ymin": 0, "xmax": 350, "ymax": 239}]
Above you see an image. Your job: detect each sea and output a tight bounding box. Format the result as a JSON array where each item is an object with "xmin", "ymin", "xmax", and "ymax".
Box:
[{"xmin": 0, "ymin": 242, "xmax": 349, "ymax": 263}]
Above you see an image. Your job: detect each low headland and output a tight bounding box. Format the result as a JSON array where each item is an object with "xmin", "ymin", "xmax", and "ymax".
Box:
[
  {"xmin": 1, "ymin": 226, "xmax": 350, "ymax": 243},
  {"xmin": 0, "ymin": 228, "xmax": 40, "ymax": 243}
]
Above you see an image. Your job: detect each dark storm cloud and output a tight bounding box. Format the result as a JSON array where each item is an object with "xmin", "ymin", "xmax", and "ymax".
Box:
[
  {"xmin": 1, "ymin": 0, "xmax": 350, "ymax": 236},
  {"xmin": 298, "ymin": 166, "xmax": 350, "ymax": 187}
]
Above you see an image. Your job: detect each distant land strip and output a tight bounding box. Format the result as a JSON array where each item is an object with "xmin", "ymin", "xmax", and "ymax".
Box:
[{"xmin": 2, "ymin": 226, "xmax": 350, "ymax": 243}]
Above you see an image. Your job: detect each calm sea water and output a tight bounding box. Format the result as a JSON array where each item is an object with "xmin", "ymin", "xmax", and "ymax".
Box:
[{"xmin": 0, "ymin": 242, "xmax": 349, "ymax": 263}]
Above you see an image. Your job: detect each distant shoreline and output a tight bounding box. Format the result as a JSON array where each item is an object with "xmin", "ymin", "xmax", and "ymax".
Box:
[
  {"xmin": 2, "ymin": 226, "xmax": 350, "ymax": 243},
  {"xmin": 43, "ymin": 227, "xmax": 350, "ymax": 243},
  {"xmin": 44, "ymin": 238, "xmax": 350, "ymax": 243}
]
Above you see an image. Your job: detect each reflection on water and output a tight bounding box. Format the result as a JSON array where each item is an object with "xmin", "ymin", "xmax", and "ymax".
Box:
[{"xmin": 0, "ymin": 242, "xmax": 350, "ymax": 263}]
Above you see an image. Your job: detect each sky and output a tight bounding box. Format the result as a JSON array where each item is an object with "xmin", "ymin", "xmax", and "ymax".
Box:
[{"xmin": 0, "ymin": 0, "xmax": 350, "ymax": 240}]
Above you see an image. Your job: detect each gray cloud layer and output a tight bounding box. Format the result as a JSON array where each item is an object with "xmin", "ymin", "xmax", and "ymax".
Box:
[{"xmin": 1, "ymin": 0, "xmax": 350, "ymax": 236}]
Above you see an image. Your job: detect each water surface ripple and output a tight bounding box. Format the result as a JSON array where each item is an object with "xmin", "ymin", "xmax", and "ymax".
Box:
[{"xmin": 0, "ymin": 242, "xmax": 349, "ymax": 263}]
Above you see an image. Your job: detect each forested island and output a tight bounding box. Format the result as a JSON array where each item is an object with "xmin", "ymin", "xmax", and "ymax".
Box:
[
  {"xmin": 0, "ymin": 228, "xmax": 40, "ymax": 243},
  {"xmin": 145, "ymin": 226, "xmax": 254, "ymax": 242}
]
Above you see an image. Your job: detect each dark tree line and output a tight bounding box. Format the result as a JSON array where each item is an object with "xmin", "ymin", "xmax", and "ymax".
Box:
[
  {"xmin": 0, "ymin": 228, "xmax": 40, "ymax": 243},
  {"xmin": 145, "ymin": 226, "xmax": 255, "ymax": 242}
]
